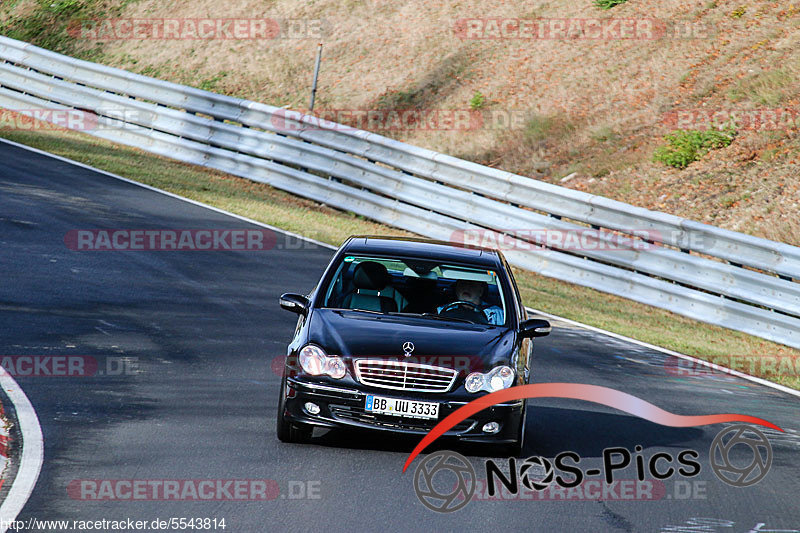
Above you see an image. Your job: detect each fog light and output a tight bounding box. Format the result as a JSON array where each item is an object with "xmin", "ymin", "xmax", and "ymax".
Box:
[
  {"xmin": 304, "ymin": 402, "xmax": 321, "ymax": 415},
  {"xmin": 482, "ymin": 422, "xmax": 501, "ymax": 434}
]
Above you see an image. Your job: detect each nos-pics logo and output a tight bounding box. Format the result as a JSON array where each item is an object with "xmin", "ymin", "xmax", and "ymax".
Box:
[
  {"xmin": 709, "ymin": 424, "xmax": 772, "ymax": 487},
  {"xmin": 413, "ymin": 424, "xmax": 772, "ymax": 513}
]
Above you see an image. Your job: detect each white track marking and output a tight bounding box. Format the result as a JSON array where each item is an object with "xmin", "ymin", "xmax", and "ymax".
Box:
[
  {"xmin": 0, "ymin": 364, "xmax": 44, "ymax": 532},
  {"xmin": 0, "ymin": 138, "xmax": 334, "ymax": 251}
]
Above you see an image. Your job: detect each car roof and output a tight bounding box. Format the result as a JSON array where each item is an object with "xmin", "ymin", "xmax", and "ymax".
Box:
[{"xmin": 342, "ymin": 236, "xmax": 503, "ymax": 268}]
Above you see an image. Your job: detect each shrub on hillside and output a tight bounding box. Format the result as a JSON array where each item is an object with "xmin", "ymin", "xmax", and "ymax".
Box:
[
  {"xmin": 594, "ymin": 0, "xmax": 628, "ymax": 9},
  {"xmin": 653, "ymin": 128, "xmax": 736, "ymax": 169},
  {"xmin": 469, "ymin": 91, "xmax": 486, "ymax": 110}
]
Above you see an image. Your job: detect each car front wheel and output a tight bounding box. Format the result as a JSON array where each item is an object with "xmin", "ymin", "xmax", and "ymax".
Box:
[
  {"xmin": 496, "ymin": 400, "xmax": 527, "ymax": 457},
  {"xmin": 276, "ymin": 373, "xmax": 313, "ymax": 443}
]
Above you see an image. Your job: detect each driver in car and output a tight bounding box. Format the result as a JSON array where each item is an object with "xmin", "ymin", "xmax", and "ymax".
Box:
[{"xmin": 437, "ymin": 279, "xmax": 505, "ymax": 325}]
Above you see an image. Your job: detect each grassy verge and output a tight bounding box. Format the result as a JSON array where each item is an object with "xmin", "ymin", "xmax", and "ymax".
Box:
[{"xmin": 2, "ymin": 127, "xmax": 798, "ymax": 391}]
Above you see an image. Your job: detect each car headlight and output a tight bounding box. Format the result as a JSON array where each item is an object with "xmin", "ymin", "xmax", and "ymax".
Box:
[
  {"xmin": 465, "ymin": 365, "xmax": 515, "ymax": 393},
  {"xmin": 298, "ymin": 345, "xmax": 346, "ymax": 379}
]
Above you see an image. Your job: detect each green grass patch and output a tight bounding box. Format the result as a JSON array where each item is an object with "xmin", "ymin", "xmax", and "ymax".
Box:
[
  {"xmin": 730, "ymin": 5, "xmax": 747, "ymax": 18},
  {"xmin": 524, "ymin": 114, "xmax": 576, "ymax": 143},
  {"xmin": 727, "ymin": 70, "xmax": 794, "ymax": 106},
  {"xmin": 198, "ymin": 72, "xmax": 229, "ymax": 92},
  {"xmin": 0, "ymin": 0, "xmax": 137, "ymax": 57},
  {"xmin": 469, "ymin": 91, "xmax": 486, "ymax": 110},
  {"xmin": 653, "ymin": 128, "xmax": 736, "ymax": 169},
  {"xmin": 590, "ymin": 125, "xmax": 618, "ymax": 143},
  {"xmin": 594, "ymin": 0, "xmax": 628, "ymax": 10}
]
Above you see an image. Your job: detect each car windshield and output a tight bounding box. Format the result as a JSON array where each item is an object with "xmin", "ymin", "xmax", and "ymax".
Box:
[{"xmin": 321, "ymin": 255, "xmax": 508, "ymax": 326}]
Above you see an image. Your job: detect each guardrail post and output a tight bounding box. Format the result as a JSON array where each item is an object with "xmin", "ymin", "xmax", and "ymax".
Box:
[{"xmin": 309, "ymin": 43, "xmax": 323, "ymax": 112}]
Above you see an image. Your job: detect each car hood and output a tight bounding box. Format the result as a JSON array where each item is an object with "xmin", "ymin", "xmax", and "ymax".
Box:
[{"xmin": 308, "ymin": 309, "xmax": 514, "ymax": 366}]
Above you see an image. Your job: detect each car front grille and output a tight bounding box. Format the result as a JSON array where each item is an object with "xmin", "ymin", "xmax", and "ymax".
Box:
[{"xmin": 353, "ymin": 359, "xmax": 457, "ymax": 393}]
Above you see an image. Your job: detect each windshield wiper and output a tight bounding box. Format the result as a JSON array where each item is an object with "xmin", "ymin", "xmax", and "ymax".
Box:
[
  {"xmin": 332, "ymin": 308, "xmax": 383, "ymax": 315},
  {"xmin": 340, "ymin": 310, "xmax": 478, "ymax": 325},
  {"xmin": 399, "ymin": 312, "xmax": 476, "ymax": 324}
]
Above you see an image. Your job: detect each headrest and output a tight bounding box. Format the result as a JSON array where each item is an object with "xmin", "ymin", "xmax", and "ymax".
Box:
[{"xmin": 353, "ymin": 261, "xmax": 390, "ymax": 290}]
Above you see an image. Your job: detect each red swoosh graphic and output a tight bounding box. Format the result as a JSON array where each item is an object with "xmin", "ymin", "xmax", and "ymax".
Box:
[{"xmin": 402, "ymin": 383, "xmax": 783, "ymax": 472}]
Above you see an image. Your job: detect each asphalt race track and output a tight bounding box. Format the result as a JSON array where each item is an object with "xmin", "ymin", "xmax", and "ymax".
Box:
[{"xmin": 1, "ymin": 139, "xmax": 799, "ymax": 532}]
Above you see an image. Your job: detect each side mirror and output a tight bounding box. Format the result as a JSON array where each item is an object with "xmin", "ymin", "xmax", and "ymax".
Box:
[
  {"xmin": 280, "ymin": 293, "xmax": 310, "ymax": 315},
  {"xmin": 519, "ymin": 318, "xmax": 551, "ymax": 338}
]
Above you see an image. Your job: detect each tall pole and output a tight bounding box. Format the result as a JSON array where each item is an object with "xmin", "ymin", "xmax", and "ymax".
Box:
[{"xmin": 309, "ymin": 43, "xmax": 323, "ymax": 112}]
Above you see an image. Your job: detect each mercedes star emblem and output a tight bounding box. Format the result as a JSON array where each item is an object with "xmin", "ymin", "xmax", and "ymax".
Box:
[{"xmin": 402, "ymin": 341, "xmax": 415, "ymax": 357}]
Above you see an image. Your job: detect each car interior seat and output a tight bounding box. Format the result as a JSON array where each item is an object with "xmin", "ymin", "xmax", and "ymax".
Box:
[{"xmin": 341, "ymin": 261, "xmax": 398, "ymax": 313}]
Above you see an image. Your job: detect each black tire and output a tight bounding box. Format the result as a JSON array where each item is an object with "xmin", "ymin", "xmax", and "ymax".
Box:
[{"xmin": 276, "ymin": 373, "xmax": 313, "ymax": 443}]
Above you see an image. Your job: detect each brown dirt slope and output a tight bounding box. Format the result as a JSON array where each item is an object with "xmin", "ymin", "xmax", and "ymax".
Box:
[{"xmin": 2, "ymin": 0, "xmax": 799, "ymax": 244}]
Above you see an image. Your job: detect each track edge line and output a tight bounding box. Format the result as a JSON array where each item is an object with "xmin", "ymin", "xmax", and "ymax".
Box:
[{"xmin": 0, "ymin": 365, "xmax": 44, "ymax": 532}]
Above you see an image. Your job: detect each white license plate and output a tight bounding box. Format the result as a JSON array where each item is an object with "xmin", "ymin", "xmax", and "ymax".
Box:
[{"xmin": 365, "ymin": 395, "xmax": 439, "ymax": 420}]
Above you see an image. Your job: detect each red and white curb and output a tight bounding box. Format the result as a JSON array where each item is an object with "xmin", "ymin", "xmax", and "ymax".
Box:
[
  {"xmin": 0, "ymin": 363, "xmax": 44, "ymax": 532},
  {"xmin": 0, "ymin": 406, "xmax": 9, "ymax": 492}
]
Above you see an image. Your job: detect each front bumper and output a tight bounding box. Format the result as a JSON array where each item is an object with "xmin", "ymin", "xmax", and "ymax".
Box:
[{"xmin": 282, "ymin": 377, "xmax": 524, "ymax": 443}]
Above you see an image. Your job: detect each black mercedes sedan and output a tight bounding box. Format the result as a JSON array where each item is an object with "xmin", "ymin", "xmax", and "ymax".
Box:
[{"xmin": 276, "ymin": 236, "xmax": 550, "ymax": 455}]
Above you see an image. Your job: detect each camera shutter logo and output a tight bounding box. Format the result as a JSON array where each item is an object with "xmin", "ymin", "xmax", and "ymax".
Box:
[
  {"xmin": 519, "ymin": 456, "xmax": 554, "ymax": 491},
  {"xmin": 710, "ymin": 424, "xmax": 772, "ymax": 487},
  {"xmin": 413, "ymin": 450, "xmax": 475, "ymax": 512}
]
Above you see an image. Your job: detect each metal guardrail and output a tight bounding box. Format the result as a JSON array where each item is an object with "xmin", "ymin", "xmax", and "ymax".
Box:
[{"xmin": 1, "ymin": 35, "xmax": 798, "ymax": 348}]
